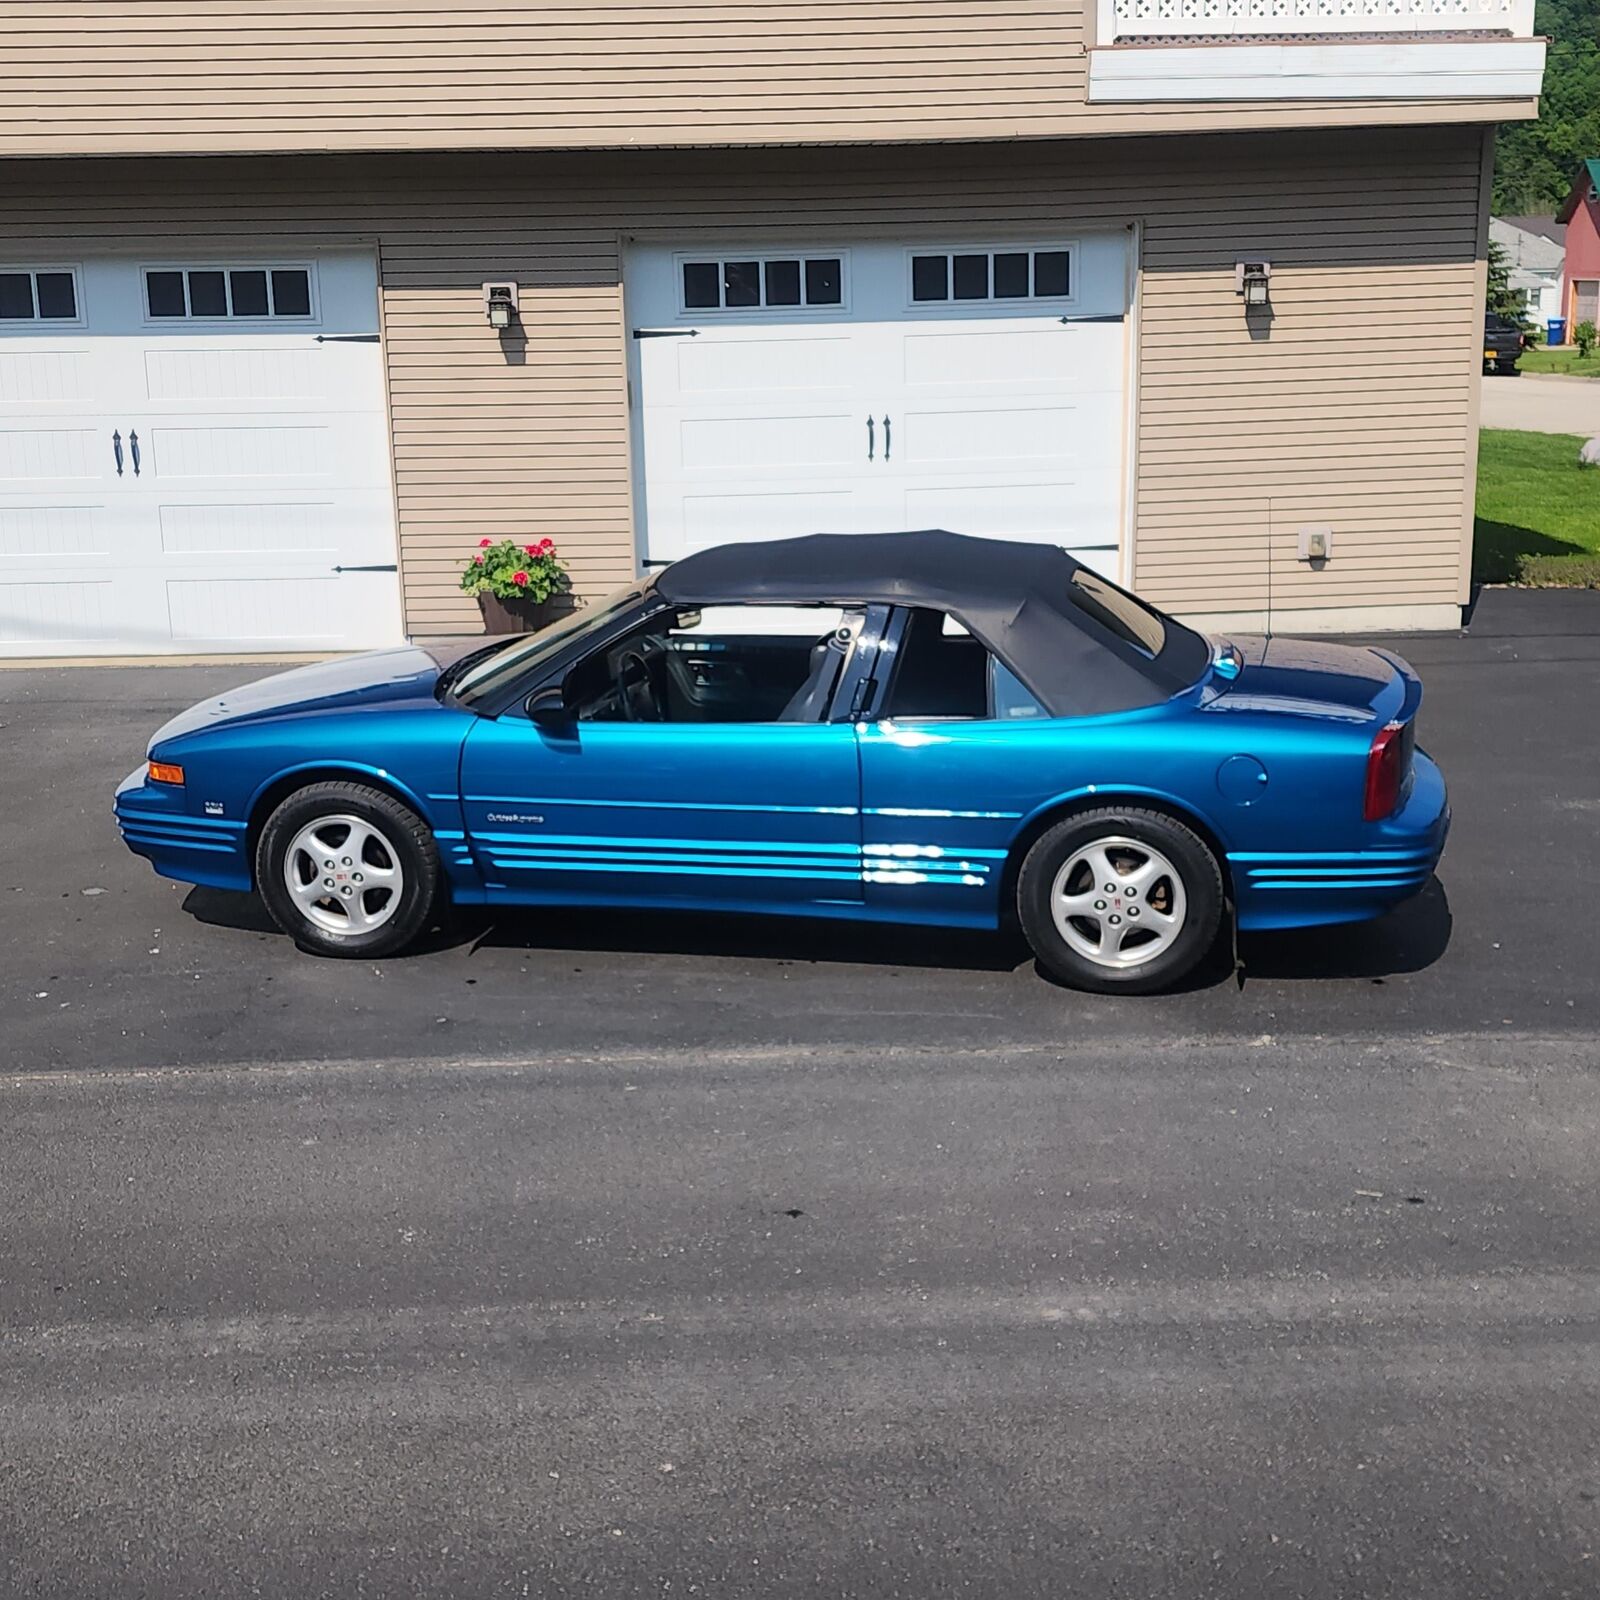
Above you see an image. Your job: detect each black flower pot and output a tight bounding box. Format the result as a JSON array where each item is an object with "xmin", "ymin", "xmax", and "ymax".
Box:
[{"xmin": 477, "ymin": 591, "xmax": 555, "ymax": 635}]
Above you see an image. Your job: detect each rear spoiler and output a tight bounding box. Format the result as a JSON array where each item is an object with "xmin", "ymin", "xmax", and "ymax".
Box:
[{"xmin": 1368, "ymin": 648, "xmax": 1423, "ymax": 727}]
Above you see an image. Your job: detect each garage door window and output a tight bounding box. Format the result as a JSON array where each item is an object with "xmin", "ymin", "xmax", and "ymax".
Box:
[
  {"xmin": 0, "ymin": 268, "xmax": 80, "ymax": 323},
  {"xmin": 909, "ymin": 248, "xmax": 1074, "ymax": 304},
  {"xmin": 144, "ymin": 266, "xmax": 315, "ymax": 321},
  {"xmin": 680, "ymin": 256, "xmax": 844, "ymax": 312}
]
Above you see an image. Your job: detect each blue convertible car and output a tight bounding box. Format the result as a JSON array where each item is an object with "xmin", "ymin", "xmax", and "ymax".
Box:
[{"xmin": 116, "ymin": 531, "xmax": 1448, "ymax": 993}]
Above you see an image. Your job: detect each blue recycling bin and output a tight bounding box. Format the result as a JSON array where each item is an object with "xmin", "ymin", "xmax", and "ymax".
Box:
[{"xmin": 1548, "ymin": 316, "xmax": 1567, "ymax": 346}]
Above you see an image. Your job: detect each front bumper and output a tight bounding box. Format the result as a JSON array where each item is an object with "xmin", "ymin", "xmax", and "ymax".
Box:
[
  {"xmin": 114, "ymin": 766, "xmax": 253, "ymax": 892},
  {"xmin": 1231, "ymin": 751, "xmax": 1449, "ymax": 931}
]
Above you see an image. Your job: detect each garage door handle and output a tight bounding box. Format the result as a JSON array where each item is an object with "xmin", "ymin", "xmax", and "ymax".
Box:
[
  {"xmin": 332, "ymin": 563, "xmax": 398, "ymax": 573},
  {"xmin": 866, "ymin": 416, "xmax": 875, "ymax": 461},
  {"xmin": 883, "ymin": 414, "xmax": 891, "ymax": 462},
  {"xmin": 112, "ymin": 430, "xmax": 123, "ymax": 477},
  {"xmin": 129, "ymin": 430, "xmax": 140, "ymax": 478},
  {"xmin": 633, "ymin": 327, "xmax": 699, "ymax": 340},
  {"xmin": 315, "ymin": 334, "xmax": 381, "ymax": 344}
]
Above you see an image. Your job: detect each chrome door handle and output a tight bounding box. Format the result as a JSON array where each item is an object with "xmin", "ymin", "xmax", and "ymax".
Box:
[
  {"xmin": 866, "ymin": 416, "xmax": 875, "ymax": 461},
  {"xmin": 112, "ymin": 430, "xmax": 123, "ymax": 477},
  {"xmin": 883, "ymin": 415, "xmax": 891, "ymax": 462},
  {"xmin": 129, "ymin": 430, "xmax": 141, "ymax": 477}
]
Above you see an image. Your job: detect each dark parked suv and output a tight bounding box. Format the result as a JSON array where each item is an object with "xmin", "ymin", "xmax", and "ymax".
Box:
[{"xmin": 1484, "ymin": 312, "xmax": 1525, "ymax": 376}]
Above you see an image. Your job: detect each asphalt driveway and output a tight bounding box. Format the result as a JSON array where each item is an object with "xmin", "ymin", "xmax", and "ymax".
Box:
[
  {"xmin": 3, "ymin": 588, "xmax": 1600, "ymax": 1598},
  {"xmin": 1480, "ymin": 370, "xmax": 1600, "ymax": 434}
]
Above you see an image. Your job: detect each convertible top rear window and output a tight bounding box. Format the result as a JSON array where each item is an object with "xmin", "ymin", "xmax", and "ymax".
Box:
[{"xmin": 1067, "ymin": 570, "xmax": 1165, "ymax": 658}]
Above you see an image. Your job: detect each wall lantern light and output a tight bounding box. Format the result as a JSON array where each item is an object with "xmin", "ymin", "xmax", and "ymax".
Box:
[
  {"xmin": 1234, "ymin": 259, "xmax": 1272, "ymax": 309},
  {"xmin": 483, "ymin": 281, "xmax": 520, "ymax": 330}
]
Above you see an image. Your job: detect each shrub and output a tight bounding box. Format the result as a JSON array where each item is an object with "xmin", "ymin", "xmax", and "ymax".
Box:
[
  {"xmin": 1576, "ymin": 320, "xmax": 1597, "ymax": 358},
  {"xmin": 1516, "ymin": 551, "xmax": 1600, "ymax": 587}
]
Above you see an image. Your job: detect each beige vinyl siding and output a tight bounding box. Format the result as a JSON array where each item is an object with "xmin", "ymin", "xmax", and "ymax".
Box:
[
  {"xmin": 0, "ymin": 1, "xmax": 1530, "ymax": 156},
  {"xmin": 0, "ymin": 127, "xmax": 1484, "ymax": 630}
]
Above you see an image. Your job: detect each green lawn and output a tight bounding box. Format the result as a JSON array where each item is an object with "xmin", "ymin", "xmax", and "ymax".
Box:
[
  {"xmin": 1475, "ymin": 428, "xmax": 1600, "ymax": 586},
  {"xmin": 1516, "ymin": 346, "xmax": 1600, "ymax": 378}
]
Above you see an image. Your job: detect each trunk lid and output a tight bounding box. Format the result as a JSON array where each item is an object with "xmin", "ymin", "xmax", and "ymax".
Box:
[{"xmin": 1208, "ymin": 635, "xmax": 1418, "ymax": 725}]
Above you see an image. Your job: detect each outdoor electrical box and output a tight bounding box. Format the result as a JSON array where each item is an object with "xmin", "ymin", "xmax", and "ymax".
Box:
[{"xmin": 1297, "ymin": 525, "xmax": 1332, "ymax": 562}]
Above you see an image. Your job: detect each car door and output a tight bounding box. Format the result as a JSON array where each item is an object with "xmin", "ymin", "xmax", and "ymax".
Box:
[
  {"xmin": 853, "ymin": 606, "xmax": 1069, "ymax": 926},
  {"xmin": 458, "ymin": 603, "xmax": 869, "ymax": 911}
]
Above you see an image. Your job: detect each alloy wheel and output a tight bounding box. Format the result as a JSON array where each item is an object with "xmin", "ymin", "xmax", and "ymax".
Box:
[
  {"xmin": 283, "ymin": 813, "xmax": 405, "ymax": 935},
  {"xmin": 1049, "ymin": 835, "xmax": 1188, "ymax": 971}
]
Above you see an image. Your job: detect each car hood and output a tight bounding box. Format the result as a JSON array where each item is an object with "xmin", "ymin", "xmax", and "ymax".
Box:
[
  {"xmin": 149, "ymin": 639, "xmax": 487, "ymax": 746},
  {"xmin": 1208, "ymin": 634, "xmax": 1411, "ymax": 724}
]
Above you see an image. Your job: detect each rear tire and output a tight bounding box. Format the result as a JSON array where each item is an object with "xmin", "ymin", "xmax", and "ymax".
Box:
[
  {"xmin": 1017, "ymin": 807, "xmax": 1224, "ymax": 994},
  {"xmin": 256, "ymin": 780, "xmax": 440, "ymax": 958}
]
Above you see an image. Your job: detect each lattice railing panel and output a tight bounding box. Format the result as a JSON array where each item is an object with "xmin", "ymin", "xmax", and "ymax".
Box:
[{"xmin": 1110, "ymin": 0, "xmax": 1534, "ymax": 37}]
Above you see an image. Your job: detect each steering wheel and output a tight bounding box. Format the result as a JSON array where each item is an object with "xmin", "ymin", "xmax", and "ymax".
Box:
[{"xmin": 617, "ymin": 648, "xmax": 666, "ymax": 722}]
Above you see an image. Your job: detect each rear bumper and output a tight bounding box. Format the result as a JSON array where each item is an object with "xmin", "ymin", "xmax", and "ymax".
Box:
[
  {"xmin": 114, "ymin": 766, "xmax": 253, "ymax": 893},
  {"xmin": 1231, "ymin": 751, "xmax": 1449, "ymax": 931}
]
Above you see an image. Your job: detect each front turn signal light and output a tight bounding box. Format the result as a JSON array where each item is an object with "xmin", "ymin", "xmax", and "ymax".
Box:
[{"xmin": 148, "ymin": 761, "xmax": 185, "ymax": 786}]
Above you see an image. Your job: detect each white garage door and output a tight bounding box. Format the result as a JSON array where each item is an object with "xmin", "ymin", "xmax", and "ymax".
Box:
[
  {"xmin": 627, "ymin": 236, "xmax": 1129, "ymax": 575},
  {"xmin": 0, "ymin": 251, "xmax": 402, "ymax": 655}
]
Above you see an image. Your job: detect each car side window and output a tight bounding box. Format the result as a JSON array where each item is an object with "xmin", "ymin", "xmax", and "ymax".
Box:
[
  {"xmin": 880, "ymin": 609, "xmax": 1047, "ymax": 721},
  {"xmin": 991, "ymin": 658, "xmax": 1048, "ymax": 720},
  {"xmin": 565, "ymin": 604, "xmax": 864, "ymax": 724}
]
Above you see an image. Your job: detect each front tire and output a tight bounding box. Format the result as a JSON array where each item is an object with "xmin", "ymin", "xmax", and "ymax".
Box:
[
  {"xmin": 255, "ymin": 781, "xmax": 440, "ymax": 958},
  {"xmin": 1017, "ymin": 807, "xmax": 1224, "ymax": 994}
]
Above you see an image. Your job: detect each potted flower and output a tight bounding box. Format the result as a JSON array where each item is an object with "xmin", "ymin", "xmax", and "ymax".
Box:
[{"xmin": 459, "ymin": 536, "xmax": 570, "ymax": 634}]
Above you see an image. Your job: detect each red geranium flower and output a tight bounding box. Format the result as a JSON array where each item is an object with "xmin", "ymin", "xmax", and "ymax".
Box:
[
  {"xmin": 479, "ymin": 537, "xmax": 492, "ymax": 548},
  {"xmin": 537, "ymin": 538, "xmax": 555, "ymax": 553},
  {"xmin": 524, "ymin": 543, "xmax": 539, "ymax": 556},
  {"xmin": 474, "ymin": 553, "xmax": 485, "ymax": 564},
  {"xmin": 512, "ymin": 570, "xmax": 529, "ymax": 587}
]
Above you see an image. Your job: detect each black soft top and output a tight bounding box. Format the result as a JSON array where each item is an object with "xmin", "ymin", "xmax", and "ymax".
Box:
[{"xmin": 655, "ymin": 530, "xmax": 1211, "ymax": 717}]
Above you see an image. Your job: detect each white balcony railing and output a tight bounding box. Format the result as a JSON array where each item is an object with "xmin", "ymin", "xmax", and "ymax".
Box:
[
  {"xmin": 1088, "ymin": 0, "xmax": 1545, "ymax": 100},
  {"xmin": 1101, "ymin": 0, "xmax": 1536, "ymax": 40}
]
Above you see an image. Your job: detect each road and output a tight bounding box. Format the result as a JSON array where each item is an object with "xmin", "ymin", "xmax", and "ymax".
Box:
[
  {"xmin": 3, "ymin": 589, "xmax": 1599, "ymax": 1597},
  {"xmin": 1480, "ymin": 370, "xmax": 1600, "ymax": 434}
]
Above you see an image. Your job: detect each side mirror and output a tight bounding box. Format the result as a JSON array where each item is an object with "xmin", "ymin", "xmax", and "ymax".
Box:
[{"xmin": 527, "ymin": 682, "xmax": 573, "ymax": 727}]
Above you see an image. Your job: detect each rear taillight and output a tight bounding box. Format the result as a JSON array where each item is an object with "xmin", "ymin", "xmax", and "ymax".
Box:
[{"xmin": 1364, "ymin": 720, "xmax": 1413, "ymax": 821}]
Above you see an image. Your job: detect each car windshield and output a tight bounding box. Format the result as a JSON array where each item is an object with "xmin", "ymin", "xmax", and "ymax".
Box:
[{"xmin": 446, "ymin": 581, "xmax": 650, "ymax": 707}]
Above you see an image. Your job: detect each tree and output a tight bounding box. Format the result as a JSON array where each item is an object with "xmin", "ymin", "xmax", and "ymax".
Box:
[
  {"xmin": 1492, "ymin": 0, "xmax": 1600, "ymax": 215},
  {"xmin": 1487, "ymin": 240, "xmax": 1529, "ymax": 322}
]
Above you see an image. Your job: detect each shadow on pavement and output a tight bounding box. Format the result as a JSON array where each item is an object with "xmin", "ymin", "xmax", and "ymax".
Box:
[
  {"xmin": 184, "ymin": 885, "xmax": 1031, "ymax": 973},
  {"xmin": 183, "ymin": 876, "xmax": 1452, "ymax": 986},
  {"xmin": 1238, "ymin": 876, "xmax": 1452, "ymax": 982}
]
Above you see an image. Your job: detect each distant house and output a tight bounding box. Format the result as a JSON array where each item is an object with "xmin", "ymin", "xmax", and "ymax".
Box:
[
  {"xmin": 1490, "ymin": 214, "xmax": 1565, "ymax": 329},
  {"xmin": 1557, "ymin": 160, "xmax": 1600, "ymax": 339}
]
